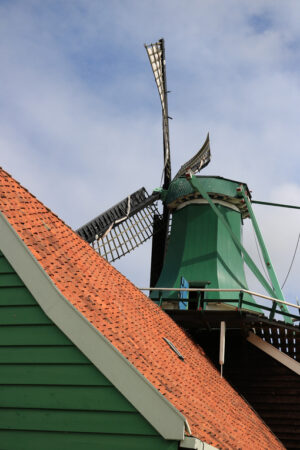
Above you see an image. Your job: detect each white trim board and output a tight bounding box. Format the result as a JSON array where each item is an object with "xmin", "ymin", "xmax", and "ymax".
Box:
[
  {"xmin": 180, "ymin": 436, "xmax": 219, "ymax": 450},
  {"xmin": 247, "ymin": 332, "xmax": 300, "ymax": 375},
  {"xmin": 176, "ymin": 198, "xmax": 240, "ymax": 213},
  {"xmin": 0, "ymin": 210, "xmax": 188, "ymax": 441}
]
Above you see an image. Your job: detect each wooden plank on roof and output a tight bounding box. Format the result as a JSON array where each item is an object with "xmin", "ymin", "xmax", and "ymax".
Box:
[
  {"xmin": 0, "ymin": 385, "xmax": 137, "ymax": 411},
  {"xmin": 0, "ymin": 256, "xmax": 14, "ymax": 273},
  {"xmin": 0, "ymin": 430, "xmax": 175, "ymax": 450},
  {"xmin": 0, "ymin": 408, "xmax": 157, "ymax": 435},
  {"xmin": 0, "ymin": 325, "xmax": 72, "ymax": 346},
  {"xmin": 0, "ymin": 273, "xmax": 24, "ymax": 287},
  {"xmin": 0, "ymin": 286, "xmax": 36, "ymax": 305},
  {"xmin": 0, "ymin": 364, "xmax": 112, "ymax": 386},
  {"xmin": 0, "ymin": 346, "xmax": 90, "ymax": 364},
  {"xmin": 0, "ymin": 306, "xmax": 51, "ymax": 325}
]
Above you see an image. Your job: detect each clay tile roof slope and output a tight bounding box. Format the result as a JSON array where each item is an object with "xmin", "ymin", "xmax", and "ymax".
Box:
[{"xmin": 0, "ymin": 168, "xmax": 283, "ymax": 450}]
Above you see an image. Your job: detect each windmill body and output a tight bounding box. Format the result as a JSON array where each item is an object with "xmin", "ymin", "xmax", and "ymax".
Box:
[{"xmin": 152, "ymin": 175, "xmax": 260, "ymax": 313}]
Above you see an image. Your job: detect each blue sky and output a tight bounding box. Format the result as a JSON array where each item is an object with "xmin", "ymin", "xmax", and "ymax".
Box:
[{"xmin": 1, "ymin": 0, "xmax": 300, "ymax": 307}]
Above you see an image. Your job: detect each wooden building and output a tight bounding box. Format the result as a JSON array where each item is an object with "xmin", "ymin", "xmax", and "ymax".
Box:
[{"xmin": 0, "ymin": 167, "xmax": 284, "ymax": 449}]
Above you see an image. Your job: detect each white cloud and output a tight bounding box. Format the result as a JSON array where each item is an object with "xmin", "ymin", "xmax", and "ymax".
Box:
[{"xmin": 0, "ymin": 0, "xmax": 300, "ymax": 302}]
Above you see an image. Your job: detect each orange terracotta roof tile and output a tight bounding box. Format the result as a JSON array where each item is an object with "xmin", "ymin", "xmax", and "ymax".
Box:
[{"xmin": 0, "ymin": 167, "xmax": 284, "ymax": 449}]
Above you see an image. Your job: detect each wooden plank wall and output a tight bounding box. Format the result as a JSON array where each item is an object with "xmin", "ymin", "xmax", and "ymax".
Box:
[
  {"xmin": 193, "ymin": 329, "xmax": 300, "ymax": 450},
  {"xmin": 0, "ymin": 251, "xmax": 177, "ymax": 450}
]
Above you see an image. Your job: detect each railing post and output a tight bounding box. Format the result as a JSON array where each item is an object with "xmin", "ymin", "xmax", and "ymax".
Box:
[
  {"xmin": 269, "ymin": 301, "xmax": 277, "ymax": 320},
  {"xmin": 197, "ymin": 290, "xmax": 201, "ymax": 310},
  {"xmin": 158, "ymin": 290, "xmax": 163, "ymax": 307},
  {"xmin": 238, "ymin": 291, "xmax": 243, "ymax": 311}
]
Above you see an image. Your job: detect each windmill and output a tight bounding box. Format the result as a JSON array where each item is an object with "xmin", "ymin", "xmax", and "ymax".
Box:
[
  {"xmin": 76, "ymin": 39, "xmax": 300, "ymax": 448},
  {"xmin": 77, "ymin": 38, "xmax": 291, "ymax": 320}
]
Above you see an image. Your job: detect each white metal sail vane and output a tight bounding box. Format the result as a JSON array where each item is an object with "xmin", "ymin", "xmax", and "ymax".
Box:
[
  {"xmin": 173, "ymin": 133, "xmax": 211, "ymax": 180},
  {"xmin": 145, "ymin": 39, "xmax": 171, "ymax": 188}
]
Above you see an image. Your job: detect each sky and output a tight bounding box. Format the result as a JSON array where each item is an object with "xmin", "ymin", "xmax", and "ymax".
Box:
[{"xmin": 1, "ymin": 0, "xmax": 300, "ymax": 312}]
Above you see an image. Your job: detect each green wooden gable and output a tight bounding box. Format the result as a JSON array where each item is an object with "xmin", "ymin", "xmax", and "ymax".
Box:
[{"xmin": 0, "ymin": 251, "xmax": 177, "ymax": 450}]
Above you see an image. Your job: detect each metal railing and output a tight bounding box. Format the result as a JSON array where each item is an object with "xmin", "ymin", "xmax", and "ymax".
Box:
[{"xmin": 138, "ymin": 287, "xmax": 300, "ymax": 323}]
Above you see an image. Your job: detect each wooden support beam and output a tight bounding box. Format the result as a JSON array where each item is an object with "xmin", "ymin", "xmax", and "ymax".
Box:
[{"xmin": 247, "ymin": 332, "xmax": 300, "ymax": 375}]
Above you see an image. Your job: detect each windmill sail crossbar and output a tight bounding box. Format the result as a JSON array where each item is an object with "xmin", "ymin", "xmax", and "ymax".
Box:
[
  {"xmin": 76, "ymin": 188, "xmax": 162, "ymax": 263},
  {"xmin": 173, "ymin": 133, "xmax": 211, "ymax": 180}
]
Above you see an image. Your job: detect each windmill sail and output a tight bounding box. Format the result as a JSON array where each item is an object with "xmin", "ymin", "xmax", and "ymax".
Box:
[
  {"xmin": 173, "ymin": 133, "xmax": 211, "ymax": 180},
  {"xmin": 145, "ymin": 39, "xmax": 173, "ymax": 285},
  {"xmin": 145, "ymin": 39, "xmax": 171, "ymax": 188},
  {"xmin": 77, "ymin": 40, "xmax": 172, "ymax": 269},
  {"xmin": 76, "ymin": 188, "xmax": 162, "ymax": 262}
]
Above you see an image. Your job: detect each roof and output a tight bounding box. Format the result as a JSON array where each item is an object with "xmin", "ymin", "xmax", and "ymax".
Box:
[{"xmin": 0, "ymin": 168, "xmax": 283, "ymax": 450}]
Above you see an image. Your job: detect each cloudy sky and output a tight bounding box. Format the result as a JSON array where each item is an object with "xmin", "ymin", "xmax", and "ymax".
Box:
[{"xmin": 1, "ymin": 0, "xmax": 300, "ymax": 311}]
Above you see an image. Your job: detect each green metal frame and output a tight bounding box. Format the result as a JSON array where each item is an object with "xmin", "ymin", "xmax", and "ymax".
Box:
[
  {"xmin": 238, "ymin": 185, "xmax": 290, "ymax": 320},
  {"xmin": 187, "ymin": 175, "xmax": 292, "ymax": 324},
  {"xmin": 252, "ymin": 200, "xmax": 300, "ymax": 210}
]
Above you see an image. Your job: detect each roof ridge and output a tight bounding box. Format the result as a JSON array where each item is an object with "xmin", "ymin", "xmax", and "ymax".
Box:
[{"xmin": 0, "ymin": 166, "xmax": 70, "ymax": 223}]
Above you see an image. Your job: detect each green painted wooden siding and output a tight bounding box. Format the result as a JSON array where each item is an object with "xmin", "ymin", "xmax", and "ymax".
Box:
[
  {"xmin": 0, "ymin": 252, "xmax": 177, "ymax": 450},
  {"xmin": 154, "ymin": 203, "xmax": 260, "ymax": 312}
]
